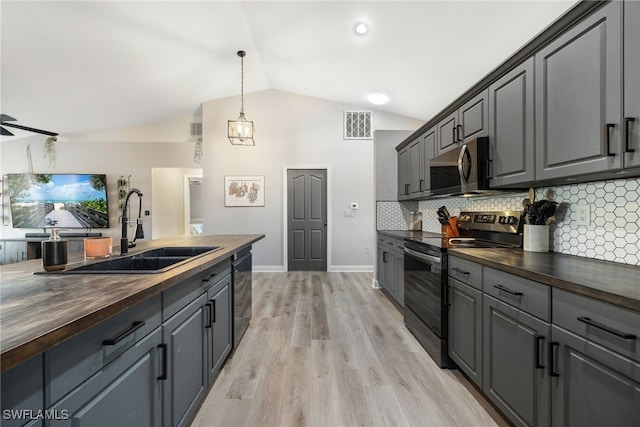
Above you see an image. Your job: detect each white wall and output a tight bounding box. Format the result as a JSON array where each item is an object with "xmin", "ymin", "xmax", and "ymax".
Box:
[
  {"xmin": 151, "ymin": 167, "xmax": 202, "ymax": 238},
  {"xmin": 202, "ymin": 89, "xmax": 423, "ymax": 271}
]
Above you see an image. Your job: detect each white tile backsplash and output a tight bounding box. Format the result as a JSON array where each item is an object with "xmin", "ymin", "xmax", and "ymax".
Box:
[{"xmin": 374, "ymin": 177, "xmax": 640, "ymax": 266}]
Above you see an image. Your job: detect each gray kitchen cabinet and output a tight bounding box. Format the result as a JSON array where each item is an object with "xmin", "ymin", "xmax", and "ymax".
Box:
[
  {"xmin": 488, "ymin": 57, "xmax": 535, "ymax": 188},
  {"xmin": 375, "ymin": 130, "xmax": 413, "ymax": 201},
  {"xmin": 376, "ymin": 233, "xmax": 404, "ymax": 305},
  {"xmin": 535, "ymin": 1, "xmax": 622, "ymax": 180},
  {"xmin": 422, "ymin": 127, "xmax": 436, "ymax": 196},
  {"xmin": 437, "ymin": 90, "xmax": 488, "ymax": 154},
  {"xmin": 207, "ymin": 273, "xmax": 233, "ymax": 383},
  {"xmin": 1, "ymin": 355, "xmax": 43, "ymax": 427},
  {"xmin": 162, "ymin": 293, "xmax": 208, "ymax": 427},
  {"xmin": 624, "ymin": 0, "xmax": 640, "ymax": 169},
  {"xmin": 549, "ymin": 325, "xmax": 640, "ymax": 427},
  {"xmin": 448, "ymin": 277, "xmax": 483, "ymax": 387},
  {"xmin": 397, "ymin": 148, "xmax": 410, "ymax": 200},
  {"xmin": 483, "ymin": 294, "xmax": 550, "ymax": 427},
  {"xmin": 1, "ymin": 240, "xmax": 27, "ymax": 264},
  {"xmin": 48, "ymin": 327, "xmax": 163, "ymax": 427},
  {"xmin": 408, "ymin": 137, "xmax": 424, "ymax": 197}
]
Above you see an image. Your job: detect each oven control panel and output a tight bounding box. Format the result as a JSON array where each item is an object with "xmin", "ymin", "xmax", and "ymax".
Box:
[{"xmin": 458, "ymin": 211, "xmax": 522, "ymax": 233}]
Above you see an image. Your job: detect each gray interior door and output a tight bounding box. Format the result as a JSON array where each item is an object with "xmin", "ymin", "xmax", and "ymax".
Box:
[{"xmin": 287, "ymin": 169, "xmax": 327, "ymax": 271}]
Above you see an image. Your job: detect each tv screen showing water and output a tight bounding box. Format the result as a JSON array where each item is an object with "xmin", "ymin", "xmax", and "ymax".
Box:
[{"xmin": 8, "ymin": 173, "xmax": 110, "ymax": 229}]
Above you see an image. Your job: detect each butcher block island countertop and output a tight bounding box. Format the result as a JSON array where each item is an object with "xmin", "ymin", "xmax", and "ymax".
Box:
[{"xmin": 0, "ymin": 234, "xmax": 264, "ymax": 372}]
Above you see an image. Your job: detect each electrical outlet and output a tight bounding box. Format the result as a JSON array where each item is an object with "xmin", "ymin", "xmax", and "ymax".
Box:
[{"xmin": 575, "ymin": 204, "xmax": 590, "ymax": 226}]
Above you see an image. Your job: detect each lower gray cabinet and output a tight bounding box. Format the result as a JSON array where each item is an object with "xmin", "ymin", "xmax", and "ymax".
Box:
[
  {"xmin": 207, "ymin": 274, "xmax": 233, "ymax": 383},
  {"xmin": 377, "ymin": 234, "xmax": 405, "ymax": 306},
  {"xmin": 483, "ymin": 295, "xmax": 550, "ymax": 427},
  {"xmin": 161, "ymin": 293, "xmax": 208, "ymax": 427},
  {"xmin": 1, "ymin": 355, "xmax": 43, "ymax": 427},
  {"xmin": 550, "ymin": 325, "xmax": 640, "ymax": 427},
  {"xmin": 48, "ymin": 327, "xmax": 163, "ymax": 426},
  {"xmin": 448, "ymin": 278, "xmax": 483, "ymax": 387}
]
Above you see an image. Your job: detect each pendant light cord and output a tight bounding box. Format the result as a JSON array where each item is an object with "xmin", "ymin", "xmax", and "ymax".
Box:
[{"xmin": 240, "ymin": 53, "xmax": 245, "ymax": 114}]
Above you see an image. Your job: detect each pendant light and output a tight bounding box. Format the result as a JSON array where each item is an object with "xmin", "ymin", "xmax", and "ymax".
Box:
[{"xmin": 228, "ymin": 50, "xmax": 255, "ymax": 146}]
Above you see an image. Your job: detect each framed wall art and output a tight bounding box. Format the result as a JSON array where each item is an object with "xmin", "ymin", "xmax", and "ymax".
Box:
[{"xmin": 225, "ymin": 175, "xmax": 265, "ymax": 207}]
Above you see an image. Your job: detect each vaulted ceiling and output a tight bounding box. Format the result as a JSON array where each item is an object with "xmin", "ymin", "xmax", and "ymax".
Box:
[{"xmin": 1, "ymin": 1, "xmax": 576, "ymax": 138}]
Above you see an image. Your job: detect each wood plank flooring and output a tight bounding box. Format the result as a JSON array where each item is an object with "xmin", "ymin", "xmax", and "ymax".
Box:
[{"xmin": 191, "ymin": 272, "xmax": 508, "ymax": 427}]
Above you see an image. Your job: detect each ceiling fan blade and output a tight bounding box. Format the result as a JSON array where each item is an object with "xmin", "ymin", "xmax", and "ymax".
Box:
[
  {"xmin": 0, "ymin": 122, "xmax": 58, "ymax": 136},
  {"xmin": 1, "ymin": 126, "xmax": 15, "ymax": 136},
  {"xmin": 0, "ymin": 114, "xmax": 17, "ymax": 122}
]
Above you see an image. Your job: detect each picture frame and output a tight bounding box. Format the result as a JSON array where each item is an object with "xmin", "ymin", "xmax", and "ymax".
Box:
[{"xmin": 224, "ymin": 176, "xmax": 265, "ymax": 207}]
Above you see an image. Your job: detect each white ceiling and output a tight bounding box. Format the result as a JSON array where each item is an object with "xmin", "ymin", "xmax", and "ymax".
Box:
[{"xmin": 1, "ymin": 0, "xmax": 577, "ymax": 138}]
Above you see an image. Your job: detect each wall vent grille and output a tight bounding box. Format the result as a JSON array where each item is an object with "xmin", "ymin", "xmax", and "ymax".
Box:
[
  {"xmin": 190, "ymin": 122, "xmax": 202, "ymax": 137},
  {"xmin": 344, "ymin": 111, "xmax": 372, "ymax": 140}
]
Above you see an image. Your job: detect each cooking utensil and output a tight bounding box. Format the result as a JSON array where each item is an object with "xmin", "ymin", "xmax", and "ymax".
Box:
[{"xmin": 529, "ymin": 188, "xmax": 536, "ymax": 204}]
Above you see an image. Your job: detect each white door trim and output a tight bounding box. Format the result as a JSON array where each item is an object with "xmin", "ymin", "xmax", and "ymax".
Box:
[{"xmin": 283, "ymin": 165, "xmax": 332, "ymax": 272}]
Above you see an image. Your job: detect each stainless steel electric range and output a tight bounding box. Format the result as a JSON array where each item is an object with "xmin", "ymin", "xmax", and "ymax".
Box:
[{"xmin": 403, "ymin": 211, "xmax": 524, "ymax": 368}]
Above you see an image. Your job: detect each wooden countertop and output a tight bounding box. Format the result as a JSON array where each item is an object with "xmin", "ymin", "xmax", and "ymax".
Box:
[
  {"xmin": 449, "ymin": 248, "xmax": 640, "ymax": 313},
  {"xmin": 0, "ymin": 234, "xmax": 264, "ymax": 372}
]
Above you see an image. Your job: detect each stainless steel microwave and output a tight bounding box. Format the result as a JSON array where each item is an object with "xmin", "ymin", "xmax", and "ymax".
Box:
[{"xmin": 429, "ymin": 137, "xmax": 491, "ymax": 196}]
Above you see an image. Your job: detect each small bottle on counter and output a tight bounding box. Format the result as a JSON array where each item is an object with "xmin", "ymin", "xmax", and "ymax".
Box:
[{"xmin": 42, "ymin": 228, "xmax": 68, "ymax": 272}]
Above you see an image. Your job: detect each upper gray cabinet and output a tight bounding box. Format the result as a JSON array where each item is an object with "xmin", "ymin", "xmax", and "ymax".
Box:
[
  {"xmin": 422, "ymin": 127, "xmax": 436, "ymax": 194},
  {"xmin": 624, "ymin": 0, "xmax": 640, "ymax": 169},
  {"xmin": 488, "ymin": 58, "xmax": 535, "ymax": 188},
  {"xmin": 535, "ymin": 1, "xmax": 623, "ymax": 181},
  {"xmin": 397, "ymin": 147, "xmax": 410, "ymax": 200},
  {"xmin": 409, "ymin": 137, "xmax": 425, "ymax": 197},
  {"xmin": 437, "ymin": 90, "xmax": 488, "ymax": 154}
]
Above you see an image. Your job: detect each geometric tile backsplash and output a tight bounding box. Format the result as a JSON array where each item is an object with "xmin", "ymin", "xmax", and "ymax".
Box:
[{"xmin": 378, "ymin": 176, "xmax": 640, "ymax": 266}]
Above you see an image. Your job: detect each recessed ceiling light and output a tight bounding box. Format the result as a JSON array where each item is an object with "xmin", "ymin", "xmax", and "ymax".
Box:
[
  {"xmin": 354, "ymin": 23, "xmax": 368, "ymax": 35},
  {"xmin": 368, "ymin": 93, "xmax": 389, "ymax": 105}
]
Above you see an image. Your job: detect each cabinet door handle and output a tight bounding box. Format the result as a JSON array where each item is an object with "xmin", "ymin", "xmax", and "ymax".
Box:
[
  {"xmin": 102, "ymin": 321, "xmax": 145, "ymax": 345},
  {"xmin": 535, "ymin": 335, "xmax": 545, "ymax": 369},
  {"xmin": 548, "ymin": 341, "xmax": 559, "ymax": 377},
  {"xmin": 577, "ymin": 317, "xmax": 636, "ymax": 340},
  {"xmin": 493, "ymin": 284, "xmax": 523, "ymax": 296},
  {"xmin": 456, "ymin": 124, "xmax": 464, "ymax": 142},
  {"xmin": 204, "ymin": 303, "xmax": 213, "ymax": 328},
  {"xmin": 624, "ymin": 117, "xmax": 635, "ymax": 153},
  {"xmin": 419, "ymin": 179, "xmax": 424, "ymax": 192},
  {"xmin": 210, "ymin": 299, "xmax": 217, "ymax": 323},
  {"xmin": 604, "ymin": 123, "xmax": 616, "ymax": 157},
  {"xmin": 452, "ymin": 123, "xmax": 456, "ymax": 144},
  {"xmin": 452, "ymin": 267, "xmax": 470, "ymax": 276},
  {"xmin": 382, "ymin": 252, "xmax": 387, "ymax": 263},
  {"xmin": 157, "ymin": 343, "xmax": 168, "ymax": 380}
]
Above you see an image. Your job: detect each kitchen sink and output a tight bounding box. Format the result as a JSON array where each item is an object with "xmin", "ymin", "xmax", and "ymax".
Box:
[{"xmin": 37, "ymin": 246, "xmax": 223, "ymax": 274}]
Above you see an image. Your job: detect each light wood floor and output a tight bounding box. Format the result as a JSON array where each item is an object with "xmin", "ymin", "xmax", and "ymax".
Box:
[{"xmin": 191, "ymin": 272, "xmax": 508, "ymax": 427}]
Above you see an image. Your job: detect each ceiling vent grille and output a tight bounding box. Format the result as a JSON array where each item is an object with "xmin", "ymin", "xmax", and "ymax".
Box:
[
  {"xmin": 343, "ymin": 111, "xmax": 372, "ymax": 140},
  {"xmin": 190, "ymin": 122, "xmax": 202, "ymax": 137}
]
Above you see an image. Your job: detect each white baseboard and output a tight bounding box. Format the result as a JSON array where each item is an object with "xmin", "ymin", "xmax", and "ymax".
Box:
[
  {"xmin": 253, "ymin": 265, "xmax": 374, "ymax": 273},
  {"xmin": 253, "ymin": 265, "xmax": 285, "ymax": 272},
  {"xmin": 329, "ymin": 265, "xmax": 374, "ymax": 273}
]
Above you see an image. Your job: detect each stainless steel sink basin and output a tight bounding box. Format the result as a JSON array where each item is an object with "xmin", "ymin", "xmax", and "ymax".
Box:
[{"xmin": 37, "ymin": 246, "xmax": 223, "ymax": 274}]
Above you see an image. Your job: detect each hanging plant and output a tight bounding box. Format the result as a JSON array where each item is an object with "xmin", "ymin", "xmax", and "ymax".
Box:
[
  {"xmin": 44, "ymin": 136, "xmax": 57, "ymax": 168},
  {"xmin": 194, "ymin": 137, "xmax": 203, "ymax": 163}
]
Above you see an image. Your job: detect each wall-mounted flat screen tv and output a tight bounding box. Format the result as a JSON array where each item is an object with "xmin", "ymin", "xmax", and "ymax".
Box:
[{"xmin": 7, "ymin": 173, "xmax": 110, "ymax": 229}]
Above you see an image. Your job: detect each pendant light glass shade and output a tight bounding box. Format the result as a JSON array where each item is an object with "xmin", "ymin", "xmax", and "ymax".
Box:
[{"xmin": 228, "ymin": 50, "xmax": 255, "ymax": 146}]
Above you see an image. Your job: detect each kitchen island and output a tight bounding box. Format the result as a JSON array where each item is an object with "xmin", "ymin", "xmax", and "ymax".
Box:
[{"xmin": 0, "ymin": 233, "xmax": 264, "ymax": 372}]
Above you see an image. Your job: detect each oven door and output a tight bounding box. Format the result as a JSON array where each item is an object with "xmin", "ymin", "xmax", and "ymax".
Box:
[{"xmin": 403, "ymin": 244, "xmax": 445, "ymax": 337}]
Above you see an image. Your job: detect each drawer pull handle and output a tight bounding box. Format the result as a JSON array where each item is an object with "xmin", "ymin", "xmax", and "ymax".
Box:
[
  {"xmin": 211, "ymin": 299, "xmax": 217, "ymax": 323},
  {"xmin": 204, "ymin": 303, "xmax": 213, "ymax": 328},
  {"xmin": 452, "ymin": 267, "xmax": 470, "ymax": 275},
  {"xmin": 548, "ymin": 341, "xmax": 559, "ymax": 377},
  {"xmin": 535, "ymin": 335, "xmax": 545, "ymax": 369},
  {"xmin": 102, "ymin": 321, "xmax": 145, "ymax": 345},
  {"xmin": 157, "ymin": 343, "xmax": 168, "ymax": 380},
  {"xmin": 577, "ymin": 317, "xmax": 636, "ymax": 340},
  {"xmin": 493, "ymin": 284, "xmax": 523, "ymax": 296}
]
